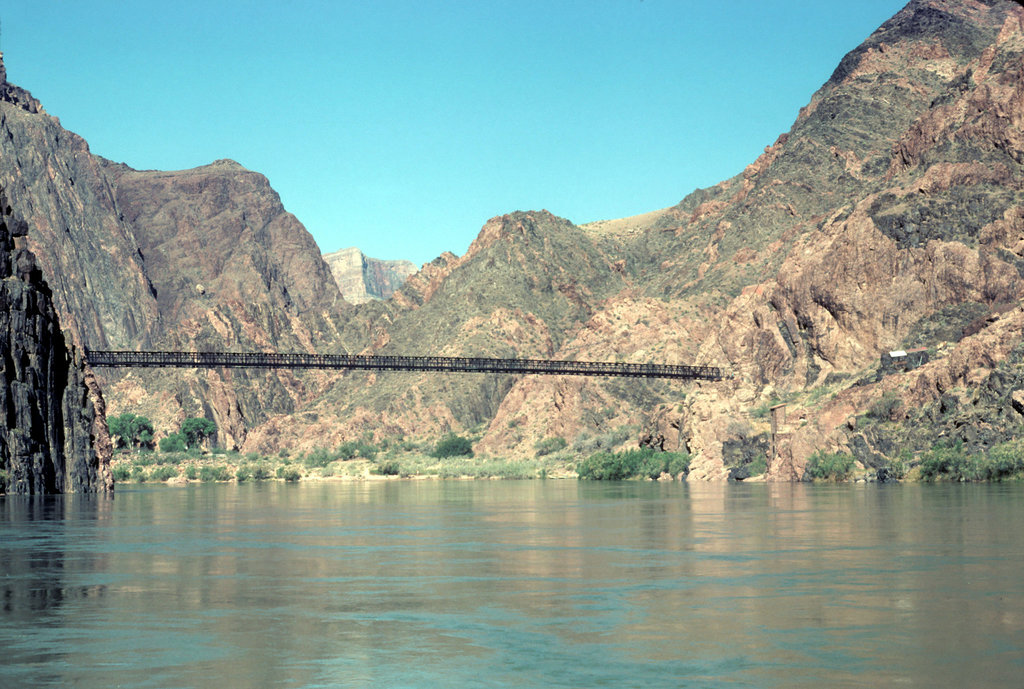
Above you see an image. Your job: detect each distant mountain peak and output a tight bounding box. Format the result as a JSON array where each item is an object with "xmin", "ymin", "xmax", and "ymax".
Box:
[{"xmin": 322, "ymin": 247, "xmax": 418, "ymax": 304}]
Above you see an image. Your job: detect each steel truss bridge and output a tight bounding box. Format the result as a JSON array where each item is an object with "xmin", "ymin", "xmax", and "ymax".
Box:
[{"xmin": 85, "ymin": 350, "xmax": 724, "ymax": 382}]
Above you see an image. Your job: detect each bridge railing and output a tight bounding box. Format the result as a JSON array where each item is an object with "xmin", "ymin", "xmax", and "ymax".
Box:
[{"xmin": 84, "ymin": 350, "xmax": 724, "ymax": 381}]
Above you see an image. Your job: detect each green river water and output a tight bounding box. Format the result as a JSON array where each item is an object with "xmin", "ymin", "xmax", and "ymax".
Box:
[{"xmin": 2, "ymin": 481, "xmax": 1022, "ymax": 688}]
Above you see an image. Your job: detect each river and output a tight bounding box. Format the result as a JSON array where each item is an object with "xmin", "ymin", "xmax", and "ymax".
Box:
[{"xmin": 2, "ymin": 481, "xmax": 1022, "ymax": 688}]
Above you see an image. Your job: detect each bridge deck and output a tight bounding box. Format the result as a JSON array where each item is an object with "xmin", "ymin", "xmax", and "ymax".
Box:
[{"xmin": 85, "ymin": 350, "xmax": 724, "ymax": 381}]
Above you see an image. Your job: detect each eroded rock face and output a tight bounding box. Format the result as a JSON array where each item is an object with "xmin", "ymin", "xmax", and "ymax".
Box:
[
  {"xmin": 0, "ymin": 193, "xmax": 112, "ymax": 494},
  {"xmin": 474, "ymin": 0, "xmax": 1024, "ymax": 478},
  {"xmin": 3, "ymin": 1, "xmax": 1024, "ymax": 480},
  {"xmin": 323, "ymin": 247, "xmax": 417, "ymax": 304}
]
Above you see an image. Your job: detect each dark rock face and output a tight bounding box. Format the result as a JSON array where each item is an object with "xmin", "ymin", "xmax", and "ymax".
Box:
[
  {"xmin": 0, "ymin": 77, "xmax": 161, "ymax": 351},
  {"xmin": 723, "ymin": 434, "xmax": 770, "ymax": 480},
  {"xmin": 0, "ymin": 192, "xmax": 112, "ymax": 494}
]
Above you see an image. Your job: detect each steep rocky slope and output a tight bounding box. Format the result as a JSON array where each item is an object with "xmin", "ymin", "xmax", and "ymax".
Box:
[
  {"xmin": 94, "ymin": 160, "xmax": 355, "ymax": 448},
  {"xmin": 323, "ymin": 247, "xmax": 417, "ymax": 304},
  {"xmin": 0, "ymin": 75, "xmax": 160, "ymax": 350},
  {"xmin": 244, "ymin": 210, "xmax": 634, "ymax": 449},
  {"xmin": 0, "ymin": 190, "xmax": 111, "ymax": 494},
  {"xmin": 475, "ymin": 0, "xmax": 1024, "ymax": 478},
  {"xmin": 0, "ymin": 59, "xmax": 360, "ymax": 450},
  {"xmin": 4, "ymin": 0, "xmax": 1024, "ymax": 481}
]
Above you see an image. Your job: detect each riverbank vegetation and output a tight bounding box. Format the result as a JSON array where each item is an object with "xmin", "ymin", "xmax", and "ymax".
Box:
[
  {"xmin": 576, "ymin": 448, "xmax": 690, "ymax": 480},
  {"xmin": 804, "ymin": 451, "xmax": 857, "ymax": 482},
  {"xmin": 108, "ymin": 444, "xmax": 565, "ymax": 484},
  {"xmin": 108, "ymin": 429, "xmax": 568, "ymax": 484},
  {"xmin": 107, "ymin": 427, "xmax": 695, "ymax": 485},
  {"xmin": 105, "ymin": 415, "xmax": 1024, "ymax": 486},
  {"xmin": 914, "ymin": 439, "xmax": 1024, "ymax": 482},
  {"xmin": 800, "ymin": 440, "xmax": 1024, "ymax": 482}
]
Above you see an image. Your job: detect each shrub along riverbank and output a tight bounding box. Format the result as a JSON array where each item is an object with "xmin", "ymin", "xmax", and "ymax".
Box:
[
  {"xmin": 107, "ymin": 431, "xmax": 577, "ymax": 484},
  {"xmin": 107, "ymin": 432, "xmax": 695, "ymax": 484},
  {"xmin": 803, "ymin": 438, "xmax": 1024, "ymax": 482},
  {"xmin": 108, "ymin": 447, "xmax": 568, "ymax": 484},
  {"xmin": 106, "ymin": 433, "xmax": 1024, "ymax": 485}
]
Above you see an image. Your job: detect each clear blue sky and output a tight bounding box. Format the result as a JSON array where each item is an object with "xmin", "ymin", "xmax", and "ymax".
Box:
[{"xmin": 3, "ymin": 1, "xmax": 906, "ymax": 265}]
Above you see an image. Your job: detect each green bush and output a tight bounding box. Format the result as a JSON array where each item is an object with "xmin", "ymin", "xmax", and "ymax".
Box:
[
  {"xmin": 252, "ymin": 465, "xmax": 272, "ymax": 481},
  {"xmin": 131, "ymin": 452, "xmax": 157, "ymax": 467},
  {"xmin": 159, "ymin": 432, "xmax": 187, "ymax": 453},
  {"xmin": 983, "ymin": 440, "xmax": 1024, "ymax": 480},
  {"xmin": 805, "ymin": 451, "xmax": 856, "ymax": 481},
  {"xmin": 435, "ymin": 458, "xmax": 543, "ymax": 479},
  {"xmin": 637, "ymin": 450, "xmax": 669, "ymax": 479},
  {"xmin": 131, "ymin": 465, "xmax": 148, "ymax": 482},
  {"xmin": 152, "ymin": 451, "xmax": 180, "ymax": 466},
  {"xmin": 867, "ymin": 394, "xmax": 903, "ymax": 421},
  {"xmin": 919, "ymin": 442, "xmax": 969, "ymax": 480},
  {"xmin": 276, "ymin": 466, "xmax": 301, "ymax": 481},
  {"xmin": 572, "ymin": 425, "xmax": 638, "ymax": 455},
  {"xmin": 336, "ymin": 441, "xmax": 378, "ymax": 460},
  {"xmin": 111, "ymin": 465, "xmax": 131, "ymax": 482},
  {"xmin": 919, "ymin": 440, "xmax": 1023, "ymax": 482},
  {"xmin": 199, "ymin": 465, "xmax": 230, "ymax": 482},
  {"xmin": 534, "ymin": 436, "xmax": 568, "ymax": 457},
  {"xmin": 184, "ymin": 465, "xmax": 198, "ymax": 480},
  {"xmin": 303, "ymin": 447, "xmax": 334, "ymax": 468},
  {"xmin": 744, "ymin": 457, "xmax": 768, "ymax": 477},
  {"xmin": 432, "ymin": 433, "xmax": 474, "ymax": 458},
  {"xmin": 878, "ymin": 450, "xmax": 910, "ymax": 481},
  {"xmin": 577, "ymin": 448, "xmax": 690, "ymax": 480},
  {"xmin": 235, "ymin": 465, "xmax": 253, "ymax": 482},
  {"xmin": 148, "ymin": 465, "xmax": 178, "ymax": 482},
  {"xmin": 666, "ymin": 452, "xmax": 692, "ymax": 477},
  {"xmin": 372, "ymin": 459, "xmax": 402, "ymax": 476},
  {"xmin": 578, "ymin": 450, "xmax": 628, "ymax": 480}
]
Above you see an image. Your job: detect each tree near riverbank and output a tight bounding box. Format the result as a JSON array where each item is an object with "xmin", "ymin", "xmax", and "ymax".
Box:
[
  {"xmin": 107, "ymin": 413, "xmax": 154, "ymax": 450},
  {"xmin": 181, "ymin": 417, "xmax": 217, "ymax": 449}
]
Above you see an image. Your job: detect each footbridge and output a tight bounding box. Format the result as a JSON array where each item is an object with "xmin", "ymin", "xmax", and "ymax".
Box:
[{"xmin": 85, "ymin": 350, "xmax": 724, "ymax": 382}]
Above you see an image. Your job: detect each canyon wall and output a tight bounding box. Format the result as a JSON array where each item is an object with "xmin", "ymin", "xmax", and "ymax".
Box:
[
  {"xmin": 3, "ymin": 0, "xmax": 1024, "ymax": 482},
  {"xmin": 0, "ymin": 192, "xmax": 111, "ymax": 494}
]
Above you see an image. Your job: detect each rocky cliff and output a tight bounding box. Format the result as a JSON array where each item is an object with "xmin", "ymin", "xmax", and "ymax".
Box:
[
  {"xmin": 0, "ymin": 190, "xmax": 112, "ymax": 494},
  {"xmin": 3, "ymin": 0, "xmax": 1024, "ymax": 481},
  {"xmin": 0, "ymin": 53, "xmax": 362, "ymax": 452},
  {"xmin": 323, "ymin": 247, "xmax": 417, "ymax": 304},
  {"xmin": 467, "ymin": 0, "xmax": 1024, "ymax": 479}
]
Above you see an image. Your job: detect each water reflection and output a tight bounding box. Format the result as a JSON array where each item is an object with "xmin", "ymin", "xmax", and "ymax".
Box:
[
  {"xmin": 1, "ymin": 495, "xmax": 112, "ymax": 616},
  {"xmin": 1, "ymin": 482, "xmax": 1023, "ymax": 688}
]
